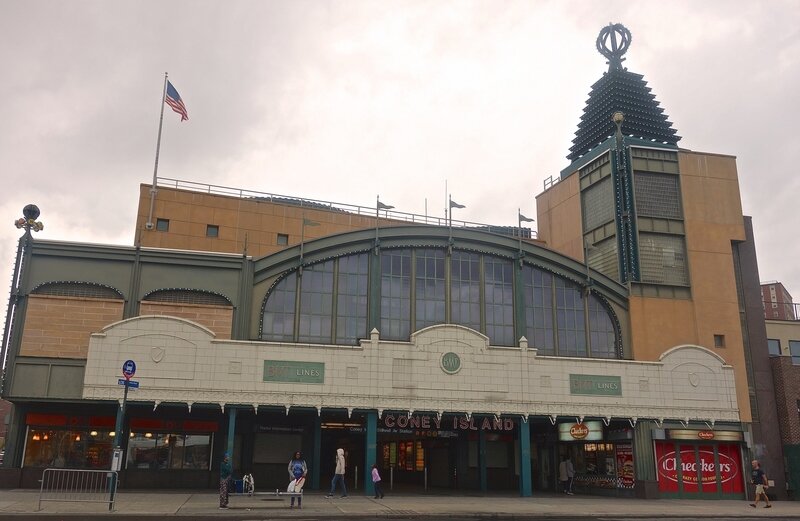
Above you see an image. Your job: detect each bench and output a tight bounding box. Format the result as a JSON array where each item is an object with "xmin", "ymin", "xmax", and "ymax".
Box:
[{"xmin": 228, "ymin": 475, "xmax": 303, "ymax": 507}]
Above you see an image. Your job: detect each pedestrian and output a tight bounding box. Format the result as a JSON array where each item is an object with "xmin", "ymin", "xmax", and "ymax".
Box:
[
  {"xmin": 288, "ymin": 450, "xmax": 307, "ymax": 509},
  {"xmin": 749, "ymin": 459, "xmax": 772, "ymax": 508},
  {"xmin": 559, "ymin": 455, "xmax": 575, "ymax": 495},
  {"xmin": 325, "ymin": 448, "xmax": 348, "ymax": 498},
  {"xmin": 219, "ymin": 453, "xmax": 233, "ymax": 509},
  {"xmin": 372, "ymin": 464, "xmax": 385, "ymax": 499}
]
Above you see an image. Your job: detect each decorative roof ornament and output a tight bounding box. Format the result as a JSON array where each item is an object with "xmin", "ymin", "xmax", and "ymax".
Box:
[
  {"xmin": 597, "ymin": 23, "xmax": 632, "ymax": 72},
  {"xmin": 566, "ymin": 23, "xmax": 681, "ymax": 162}
]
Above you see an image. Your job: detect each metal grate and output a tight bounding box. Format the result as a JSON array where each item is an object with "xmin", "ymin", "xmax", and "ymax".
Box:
[
  {"xmin": 634, "ymin": 172, "xmax": 682, "ymax": 219},
  {"xmin": 638, "ymin": 233, "xmax": 688, "ymax": 285},
  {"xmin": 144, "ymin": 289, "xmax": 231, "ymax": 306},
  {"xmin": 33, "ymin": 282, "xmax": 123, "ymax": 299},
  {"xmin": 582, "ymin": 177, "xmax": 615, "ymax": 231}
]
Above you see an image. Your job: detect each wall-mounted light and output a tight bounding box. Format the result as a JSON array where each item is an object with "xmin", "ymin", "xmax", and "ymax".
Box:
[{"xmin": 90, "ymin": 431, "xmax": 98, "ymax": 437}]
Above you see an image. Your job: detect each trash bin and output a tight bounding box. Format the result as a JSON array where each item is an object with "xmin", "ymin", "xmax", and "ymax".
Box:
[{"xmin": 234, "ymin": 479, "xmax": 244, "ymax": 493}]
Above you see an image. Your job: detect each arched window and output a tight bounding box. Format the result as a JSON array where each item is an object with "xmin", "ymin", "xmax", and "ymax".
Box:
[{"xmin": 260, "ymin": 248, "xmax": 622, "ymax": 358}]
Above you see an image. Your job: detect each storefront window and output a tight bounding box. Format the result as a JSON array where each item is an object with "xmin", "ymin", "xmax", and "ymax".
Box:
[
  {"xmin": 126, "ymin": 432, "xmax": 211, "ymax": 470},
  {"xmin": 23, "ymin": 428, "xmax": 113, "ymax": 469}
]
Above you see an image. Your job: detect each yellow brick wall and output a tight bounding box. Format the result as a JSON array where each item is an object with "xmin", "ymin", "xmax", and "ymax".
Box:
[
  {"xmin": 135, "ymin": 185, "xmax": 393, "ymax": 257},
  {"xmin": 139, "ymin": 301, "xmax": 233, "ymax": 339},
  {"xmin": 20, "ymin": 295, "xmax": 124, "ymax": 358}
]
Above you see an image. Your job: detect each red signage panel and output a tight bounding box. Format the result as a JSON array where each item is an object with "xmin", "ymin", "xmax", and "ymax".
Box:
[{"xmin": 655, "ymin": 442, "xmax": 743, "ymax": 494}]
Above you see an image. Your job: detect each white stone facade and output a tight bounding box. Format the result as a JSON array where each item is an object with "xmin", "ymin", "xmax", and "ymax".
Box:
[{"xmin": 83, "ymin": 316, "xmax": 739, "ymax": 423}]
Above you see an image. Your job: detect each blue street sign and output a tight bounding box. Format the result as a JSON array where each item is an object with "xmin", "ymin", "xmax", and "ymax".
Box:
[
  {"xmin": 117, "ymin": 379, "xmax": 140, "ymax": 389},
  {"xmin": 122, "ymin": 359, "xmax": 136, "ymax": 378}
]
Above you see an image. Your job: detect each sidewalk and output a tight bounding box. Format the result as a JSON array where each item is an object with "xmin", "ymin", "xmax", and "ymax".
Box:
[{"xmin": 0, "ymin": 489, "xmax": 796, "ymax": 519}]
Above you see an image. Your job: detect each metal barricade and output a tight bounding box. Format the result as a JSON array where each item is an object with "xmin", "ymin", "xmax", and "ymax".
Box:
[{"xmin": 38, "ymin": 468, "xmax": 118, "ymax": 511}]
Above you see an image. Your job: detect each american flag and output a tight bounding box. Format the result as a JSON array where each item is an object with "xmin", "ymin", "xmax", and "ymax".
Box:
[{"xmin": 165, "ymin": 81, "xmax": 188, "ymax": 121}]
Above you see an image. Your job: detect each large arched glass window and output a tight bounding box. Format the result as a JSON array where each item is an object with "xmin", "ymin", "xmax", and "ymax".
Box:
[{"xmin": 261, "ymin": 246, "xmax": 622, "ymax": 358}]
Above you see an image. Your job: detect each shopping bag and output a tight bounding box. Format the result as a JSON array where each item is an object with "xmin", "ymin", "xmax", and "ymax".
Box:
[
  {"xmin": 287, "ymin": 479, "xmax": 297, "ymax": 492},
  {"xmin": 294, "ymin": 476, "xmax": 306, "ymax": 492}
]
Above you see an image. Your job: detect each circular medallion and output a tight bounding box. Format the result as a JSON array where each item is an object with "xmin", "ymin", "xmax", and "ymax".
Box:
[{"xmin": 441, "ymin": 352, "xmax": 461, "ymax": 374}]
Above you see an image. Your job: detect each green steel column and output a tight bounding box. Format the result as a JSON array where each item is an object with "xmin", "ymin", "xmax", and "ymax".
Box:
[
  {"xmin": 479, "ymin": 425, "xmax": 487, "ymax": 492},
  {"xmin": 519, "ymin": 419, "xmax": 532, "ymax": 497},
  {"xmin": 226, "ymin": 407, "xmax": 237, "ymax": 463},
  {"xmin": 365, "ymin": 411, "xmax": 377, "ymax": 496},
  {"xmin": 368, "ymin": 252, "xmax": 381, "ymax": 332},
  {"xmin": 312, "ymin": 415, "xmax": 322, "ymax": 490}
]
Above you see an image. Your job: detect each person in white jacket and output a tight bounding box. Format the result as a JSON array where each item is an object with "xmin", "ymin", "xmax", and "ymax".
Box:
[{"xmin": 325, "ymin": 448, "xmax": 348, "ymax": 498}]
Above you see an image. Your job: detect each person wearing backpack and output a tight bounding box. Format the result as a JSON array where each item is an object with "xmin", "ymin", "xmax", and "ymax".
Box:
[{"xmin": 287, "ymin": 451, "xmax": 307, "ymax": 509}]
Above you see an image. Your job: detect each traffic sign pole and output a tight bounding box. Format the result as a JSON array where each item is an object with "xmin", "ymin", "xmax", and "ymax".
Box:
[{"xmin": 110, "ymin": 360, "xmax": 135, "ymax": 509}]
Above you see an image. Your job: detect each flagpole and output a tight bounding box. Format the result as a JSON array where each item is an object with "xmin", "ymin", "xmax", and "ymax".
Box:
[
  {"xmin": 518, "ymin": 208, "xmax": 523, "ymax": 255},
  {"xmin": 146, "ymin": 72, "xmax": 169, "ymax": 230},
  {"xmin": 300, "ymin": 214, "xmax": 305, "ymax": 269},
  {"xmin": 376, "ymin": 195, "xmax": 380, "ymax": 250}
]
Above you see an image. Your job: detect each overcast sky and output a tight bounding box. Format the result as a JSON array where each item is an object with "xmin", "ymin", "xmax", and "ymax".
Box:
[{"xmin": 1, "ymin": 1, "xmax": 799, "ymax": 315}]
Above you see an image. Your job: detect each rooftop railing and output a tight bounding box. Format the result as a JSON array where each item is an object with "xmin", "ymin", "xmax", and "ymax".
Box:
[
  {"xmin": 763, "ymin": 301, "xmax": 799, "ymax": 321},
  {"xmin": 156, "ymin": 177, "xmax": 537, "ymax": 239}
]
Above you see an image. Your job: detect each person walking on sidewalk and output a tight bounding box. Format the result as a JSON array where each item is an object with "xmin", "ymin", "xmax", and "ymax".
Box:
[
  {"xmin": 372, "ymin": 464, "xmax": 385, "ymax": 499},
  {"xmin": 288, "ymin": 451, "xmax": 307, "ymax": 509},
  {"xmin": 749, "ymin": 459, "xmax": 772, "ymax": 509},
  {"xmin": 559, "ymin": 455, "xmax": 575, "ymax": 495},
  {"xmin": 219, "ymin": 453, "xmax": 233, "ymax": 509},
  {"xmin": 326, "ymin": 448, "xmax": 348, "ymax": 498}
]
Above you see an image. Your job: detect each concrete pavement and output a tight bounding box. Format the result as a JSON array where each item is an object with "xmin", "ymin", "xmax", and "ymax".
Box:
[{"xmin": 0, "ymin": 489, "xmax": 796, "ymax": 519}]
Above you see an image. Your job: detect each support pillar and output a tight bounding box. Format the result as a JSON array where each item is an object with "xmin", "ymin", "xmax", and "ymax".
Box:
[
  {"xmin": 312, "ymin": 415, "xmax": 321, "ymax": 490},
  {"xmin": 479, "ymin": 425, "xmax": 487, "ymax": 492},
  {"xmin": 518, "ymin": 419, "xmax": 532, "ymax": 497},
  {"xmin": 226, "ymin": 407, "xmax": 237, "ymax": 461},
  {"xmin": 365, "ymin": 410, "xmax": 377, "ymax": 496}
]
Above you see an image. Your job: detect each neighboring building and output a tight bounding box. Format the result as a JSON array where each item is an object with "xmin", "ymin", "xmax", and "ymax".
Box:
[
  {"xmin": 0, "ymin": 23, "xmax": 783, "ymax": 500},
  {"xmin": 764, "ymin": 287, "xmax": 800, "ymax": 498},
  {"xmin": 762, "ymin": 281, "xmax": 796, "ymax": 321}
]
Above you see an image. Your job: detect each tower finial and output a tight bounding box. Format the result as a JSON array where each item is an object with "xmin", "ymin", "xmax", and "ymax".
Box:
[{"xmin": 597, "ymin": 23, "xmax": 632, "ymax": 72}]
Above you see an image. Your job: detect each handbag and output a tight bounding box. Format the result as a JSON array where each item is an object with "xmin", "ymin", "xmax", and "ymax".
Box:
[{"xmin": 287, "ymin": 479, "xmax": 297, "ymax": 492}]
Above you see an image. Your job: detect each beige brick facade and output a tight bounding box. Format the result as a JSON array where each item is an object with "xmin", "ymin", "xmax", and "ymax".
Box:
[
  {"xmin": 139, "ymin": 301, "xmax": 233, "ymax": 339},
  {"xmin": 20, "ymin": 295, "xmax": 124, "ymax": 358}
]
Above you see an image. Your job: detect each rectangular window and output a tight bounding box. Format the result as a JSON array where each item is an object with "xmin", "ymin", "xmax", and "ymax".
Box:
[
  {"xmin": 555, "ymin": 278, "xmax": 586, "ymax": 357},
  {"xmin": 450, "ymin": 251, "xmax": 481, "ymax": 332},
  {"xmin": 790, "ymin": 340, "xmax": 800, "ymax": 365},
  {"xmin": 484, "ymin": 257, "xmax": 514, "ymax": 346},
  {"xmin": 277, "ymin": 233, "xmax": 289, "ymax": 246},
  {"xmin": 298, "ymin": 260, "xmax": 335, "ymax": 344},
  {"xmin": 336, "ymin": 254, "xmax": 369, "ymax": 345},
  {"xmin": 156, "ymin": 218, "xmax": 169, "ymax": 232},
  {"xmin": 714, "ymin": 334, "xmax": 725, "ymax": 348},
  {"xmin": 380, "ymin": 249, "xmax": 411, "ymax": 340},
  {"xmin": 126, "ymin": 432, "xmax": 212, "ymax": 470},
  {"xmin": 522, "ymin": 267, "xmax": 554, "ymax": 355},
  {"xmin": 415, "ymin": 249, "xmax": 445, "ymax": 331},
  {"xmin": 767, "ymin": 339, "xmax": 781, "ymax": 356},
  {"xmin": 206, "ymin": 224, "xmax": 219, "ymax": 238}
]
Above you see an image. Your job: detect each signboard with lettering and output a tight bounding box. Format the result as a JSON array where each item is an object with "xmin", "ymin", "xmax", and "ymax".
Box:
[
  {"xmin": 654, "ymin": 441, "xmax": 743, "ymax": 494},
  {"xmin": 569, "ymin": 374, "xmax": 622, "ymax": 396},
  {"xmin": 263, "ymin": 360, "xmax": 324, "ymax": 384},
  {"xmin": 558, "ymin": 420, "xmax": 603, "ymax": 441}
]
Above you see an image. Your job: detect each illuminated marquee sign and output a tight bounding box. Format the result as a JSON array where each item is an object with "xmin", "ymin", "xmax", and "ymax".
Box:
[{"xmin": 558, "ymin": 420, "xmax": 603, "ymax": 441}]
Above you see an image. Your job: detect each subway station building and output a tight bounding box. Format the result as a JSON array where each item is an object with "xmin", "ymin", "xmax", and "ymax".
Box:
[{"xmin": 0, "ymin": 24, "xmax": 786, "ymax": 499}]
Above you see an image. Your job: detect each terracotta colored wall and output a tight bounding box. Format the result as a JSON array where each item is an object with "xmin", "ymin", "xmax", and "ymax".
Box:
[
  {"xmin": 139, "ymin": 301, "xmax": 233, "ymax": 339},
  {"xmin": 535, "ymin": 173, "xmax": 583, "ymax": 261},
  {"xmin": 135, "ymin": 185, "xmax": 397, "ymax": 258},
  {"xmin": 19, "ymin": 295, "xmax": 124, "ymax": 358},
  {"xmin": 629, "ymin": 150, "xmax": 748, "ymax": 420}
]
